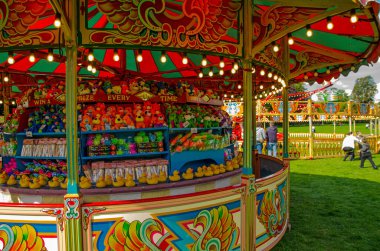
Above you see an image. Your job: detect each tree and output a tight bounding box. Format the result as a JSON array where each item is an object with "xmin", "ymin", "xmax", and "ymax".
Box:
[
  {"xmin": 331, "ymin": 88, "xmax": 350, "ymax": 102},
  {"xmin": 351, "ymin": 76, "xmax": 377, "ymax": 103},
  {"xmin": 289, "ymin": 83, "xmax": 306, "ymax": 94}
]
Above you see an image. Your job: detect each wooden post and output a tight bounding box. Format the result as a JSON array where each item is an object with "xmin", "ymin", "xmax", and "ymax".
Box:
[
  {"xmin": 348, "ymin": 101, "xmax": 352, "ymax": 132},
  {"xmin": 353, "ymin": 119, "xmax": 356, "ymax": 133},
  {"xmin": 308, "ymin": 99, "xmax": 314, "ymax": 159}
]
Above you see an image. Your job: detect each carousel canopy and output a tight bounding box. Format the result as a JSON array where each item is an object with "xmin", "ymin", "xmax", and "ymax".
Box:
[{"xmin": 0, "ymin": 0, "xmax": 378, "ymax": 95}]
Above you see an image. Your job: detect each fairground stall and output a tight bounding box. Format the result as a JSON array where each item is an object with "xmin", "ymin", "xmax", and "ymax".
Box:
[
  {"xmin": 0, "ymin": 0, "xmax": 379, "ymax": 250},
  {"xmin": 225, "ymin": 99, "xmax": 380, "ymax": 159}
]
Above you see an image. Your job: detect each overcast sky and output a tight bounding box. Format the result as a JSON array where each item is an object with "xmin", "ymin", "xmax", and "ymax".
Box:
[{"xmin": 307, "ymin": 59, "xmax": 380, "ymax": 100}]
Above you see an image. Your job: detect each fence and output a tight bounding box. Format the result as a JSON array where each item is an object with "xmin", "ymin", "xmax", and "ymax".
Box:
[{"xmin": 277, "ymin": 133, "xmax": 380, "ymax": 159}]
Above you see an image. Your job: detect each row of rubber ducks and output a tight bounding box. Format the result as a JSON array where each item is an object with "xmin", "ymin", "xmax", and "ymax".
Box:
[
  {"xmin": 169, "ymin": 154, "xmax": 243, "ymax": 182},
  {"xmin": 0, "ymin": 172, "xmax": 68, "ymax": 189}
]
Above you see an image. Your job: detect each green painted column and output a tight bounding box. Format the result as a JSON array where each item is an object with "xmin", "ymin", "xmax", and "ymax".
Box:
[
  {"xmin": 241, "ymin": 0, "xmax": 255, "ymax": 250},
  {"xmin": 282, "ymin": 87, "xmax": 289, "ymax": 158},
  {"xmin": 62, "ymin": 0, "xmax": 83, "ymax": 250},
  {"xmin": 282, "ymin": 37, "xmax": 290, "ymax": 158}
]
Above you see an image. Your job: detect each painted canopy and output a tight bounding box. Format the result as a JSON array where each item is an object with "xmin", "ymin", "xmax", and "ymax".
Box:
[{"xmin": 0, "ymin": 0, "xmax": 379, "ymax": 93}]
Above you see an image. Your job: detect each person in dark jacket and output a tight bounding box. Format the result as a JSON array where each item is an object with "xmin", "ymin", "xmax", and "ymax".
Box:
[
  {"xmin": 266, "ymin": 121, "xmax": 278, "ymax": 157},
  {"xmin": 359, "ymin": 138, "xmax": 378, "ymax": 169}
]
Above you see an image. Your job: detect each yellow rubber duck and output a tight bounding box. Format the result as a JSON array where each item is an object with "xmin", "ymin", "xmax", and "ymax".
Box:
[
  {"xmin": 38, "ymin": 175, "xmax": 48, "ymax": 186},
  {"xmin": 113, "ymin": 176, "xmax": 125, "ymax": 187},
  {"xmin": 195, "ymin": 167, "xmax": 204, "ymax": 178},
  {"xmin": 138, "ymin": 172, "xmax": 147, "ymax": 184},
  {"xmin": 19, "ymin": 176, "xmax": 30, "ymax": 188},
  {"xmin": 48, "ymin": 177, "xmax": 60, "ymax": 188},
  {"xmin": 147, "ymin": 174, "xmax": 159, "ymax": 185},
  {"xmin": 29, "ymin": 177, "xmax": 41, "ymax": 189},
  {"xmin": 105, "ymin": 175, "xmax": 113, "ymax": 186},
  {"xmin": 204, "ymin": 167, "xmax": 213, "ymax": 177},
  {"xmin": 96, "ymin": 177, "xmax": 107, "ymax": 188},
  {"xmin": 79, "ymin": 176, "xmax": 92, "ymax": 189},
  {"xmin": 6, "ymin": 175, "xmax": 17, "ymax": 186},
  {"xmin": 60, "ymin": 178, "xmax": 68, "ymax": 189},
  {"xmin": 169, "ymin": 170, "xmax": 181, "ymax": 182},
  {"xmin": 0, "ymin": 172, "xmax": 9, "ymax": 184},
  {"xmin": 213, "ymin": 168, "xmax": 220, "ymax": 175},
  {"xmin": 219, "ymin": 166, "xmax": 226, "ymax": 173},
  {"xmin": 182, "ymin": 168, "xmax": 194, "ymax": 180},
  {"xmin": 158, "ymin": 171, "xmax": 167, "ymax": 183},
  {"xmin": 125, "ymin": 175, "xmax": 136, "ymax": 187},
  {"xmin": 225, "ymin": 161, "xmax": 234, "ymax": 171}
]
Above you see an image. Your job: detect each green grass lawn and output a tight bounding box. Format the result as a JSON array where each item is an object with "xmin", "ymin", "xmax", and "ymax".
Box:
[
  {"xmin": 273, "ymin": 157, "xmax": 380, "ymax": 251},
  {"xmin": 275, "ymin": 122, "xmax": 372, "ymax": 134}
]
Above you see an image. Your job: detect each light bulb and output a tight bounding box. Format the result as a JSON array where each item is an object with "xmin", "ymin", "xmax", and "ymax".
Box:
[
  {"xmin": 278, "ymin": 77, "xmax": 282, "ymax": 83},
  {"xmin": 274, "ymin": 75, "xmax": 278, "ymax": 80},
  {"xmin": 260, "ymin": 69, "xmax": 265, "ymax": 76},
  {"xmin": 224, "ymin": 94, "xmax": 227, "ymax": 98},
  {"xmin": 238, "ymin": 84, "xmax": 241, "ymax": 89},
  {"xmin": 259, "ymin": 94, "xmax": 262, "ymax": 98},
  {"xmin": 160, "ymin": 52, "xmax": 166, "ymax": 63},
  {"xmin": 271, "ymin": 85, "xmax": 275, "ymax": 89},
  {"xmin": 201, "ymin": 55, "xmax": 207, "ymax": 66},
  {"xmin": 219, "ymin": 69, "xmax": 224, "ymax": 75},
  {"xmin": 350, "ymin": 10, "xmax": 358, "ymax": 23},
  {"xmin": 4, "ymin": 75, "xmax": 9, "ymax": 82},
  {"xmin": 219, "ymin": 57, "xmax": 225, "ymax": 68},
  {"xmin": 231, "ymin": 68, "xmax": 236, "ymax": 74},
  {"xmin": 87, "ymin": 64, "xmax": 93, "ymax": 71},
  {"xmin": 47, "ymin": 49, "xmax": 54, "ymax": 62},
  {"xmin": 198, "ymin": 72, "xmax": 203, "ymax": 78},
  {"xmin": 288, "ymin": 35, "xmax": 294, "ymax": 45},
  {"xmin": 255, "ymin": 95, "xmax": 257, "ymax": 99},
  {"xmin": 209, "ymin": 69, "xmax": 214, "ymax": 77},
  {"xmin": 252, "ymin": 67, "xmax": 256, "ymax": 73},
  {"xmin": 233, "ymin": 61, "xmax": 239, "ymax": 70},
  {"xmin": 29, "ymin": 52, "xmax": 35, "ymax": 62},
  {"xmin": 7, "ymin": 52, "xmax": 14, "ymax": 64},
  {"xmin": 326, "ymin": 68, "xmax": 331, "ymax": 74},
  {"xmin": 327, "ymin": 17, "xmax": 334, "ymax": 30},
  {"xmin": 268, "ymin": 72, "xmax": 273, "ymax": 78},
  {"xmin": 137, "ymin": 50, "xmax": 143, "ymax": 62},
  {"xmin": 260, "ymin": 85, "xmax": 263, "ymax": 89},
  {"xmin": 306, "ymin": 25, "xmax": 313, "ymax": 37},
  {"xmin": 113, "ymin": 49, "xmax": 120, "ymax": 62},
  {"xmin": 182, "ymin": 54, "xmax": 188, "ymax": 64},
  {"xmin": 273, "ymin": 44, "xmax": 279, "ymax": 52},
  {"xmin": 54, "ymin": 13, "xmax": 61, "ymax": 28},
  {"xmin": 241, "ymin": 97, "xmax": 243, "ymax": 101},
  {"xmin": 92, "ymin": 67, "xmax": 97, "ymax": 73},
  {"xmin": 0, "ymin": 100, "xmax": 3, "ymax": 104},
  {"xmin": 231, "ymin": 94, "xmax": 234, "ymax": 98},
  {"xmin": 88, "ymin": 49, "xmax": 94, "ymax": 61}
]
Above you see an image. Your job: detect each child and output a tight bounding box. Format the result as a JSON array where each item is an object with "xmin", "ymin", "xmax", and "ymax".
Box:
[{"xmin": 359, "ymin": 138, "xmax": 378, "ymax": 169}]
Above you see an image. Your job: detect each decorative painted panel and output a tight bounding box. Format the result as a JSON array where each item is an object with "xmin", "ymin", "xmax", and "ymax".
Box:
[
  {"xmin": 0, "ymin": 0, "xmax": 59, "ymax": 48},
  {"xmin": 90, "ymin": 200, "xmax": 241, "ymax": 250},
  {"xmin": 80, "ymin": 0, "xmax": 243, "ymax": 56}
]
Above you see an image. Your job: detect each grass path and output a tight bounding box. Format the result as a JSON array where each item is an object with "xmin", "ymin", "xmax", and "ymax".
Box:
[{"xmin": 273, "ymin": 157, "xmax": 380, "ymax": 251}]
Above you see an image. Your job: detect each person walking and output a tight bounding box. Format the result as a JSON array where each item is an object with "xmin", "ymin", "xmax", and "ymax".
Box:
[
  {"xmin": 342, "ymin": 132, "xmax": 358, "ymax": 161},
  {"xmin": 266, "ymin": 121, "xmax": 278, "ymax": 157},
  {"xmin": 359, "ymin": 138, "xmax": 378, "ymax": 169},
  {"xmin": 255, "ymin": 122, "xmax": 266, "ymax": 154}
]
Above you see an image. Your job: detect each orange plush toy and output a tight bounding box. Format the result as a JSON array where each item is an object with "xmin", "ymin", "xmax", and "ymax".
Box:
[
  {"xmin": 114, "ymin": 114, "xmax": 124, "ymax": 129},
  {"xmin": 92, "ymin": 112, "xmax": 102, "ymax": 131},
  {"xmin": 81, "ymin": 115, "xmax": 92, "ymax": 131},
  {"xmin": 135, "ymin": 114, "xmax": 145, "ymax": 128},
  {"xmin": 123, "ymin": 111, "xmax": 135, "ymax": 128}
]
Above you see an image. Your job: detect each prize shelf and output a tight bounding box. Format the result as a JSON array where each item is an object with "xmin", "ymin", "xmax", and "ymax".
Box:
[
  {"xmin": 15, "ymin": 156, "xmax": 67, "ymax": 160},
  {"xmin": 81, "ymin": 151, "xmax": 169, "ymax": 161}
]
